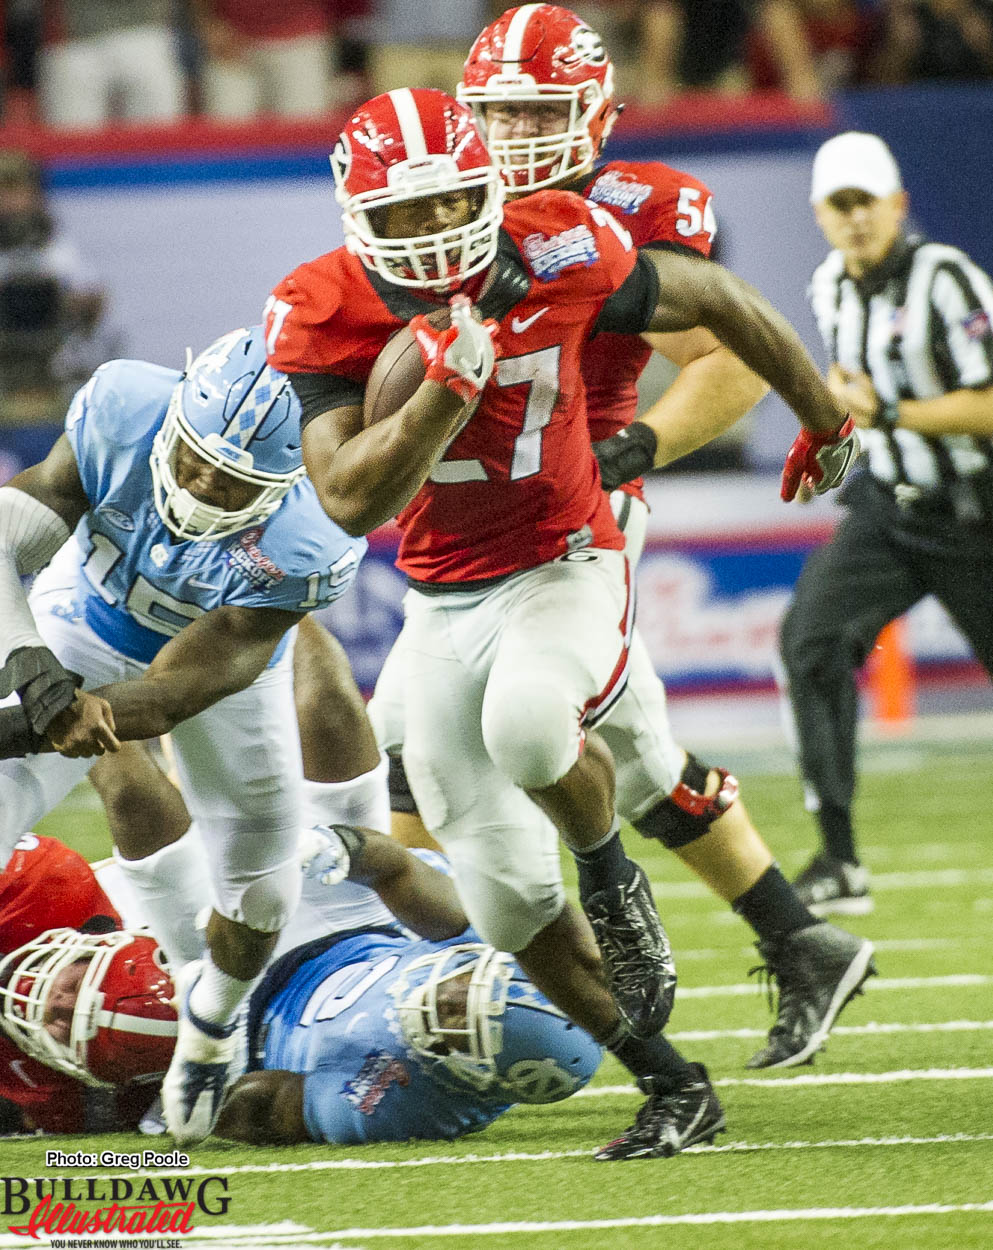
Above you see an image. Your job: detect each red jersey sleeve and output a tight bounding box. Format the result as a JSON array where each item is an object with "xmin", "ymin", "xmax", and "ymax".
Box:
[
  {"xmin": 506, "ymin": 188, "xmax": 637, "ymax": 305},
  {"xmin": 584, "ymin": 161, "xmax": 716, "ymax": 257},
  {"xmin": 266, "ymin": 253, "xmax": 349, "ymax": 374},
  {"xmin": 266, "ymin": 249, "xmax": 405, "ymax": 384}
]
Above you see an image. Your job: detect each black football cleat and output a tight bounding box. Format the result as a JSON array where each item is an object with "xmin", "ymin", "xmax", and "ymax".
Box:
[
  {"xmin": 582, "ymin": 864, "xmax": 677, "ymax": 1037},
  {"xmin": 746, "ymin": 922, "xmax": 877, "ymax": 1069},
  {"xmin": 793, "ymin": 852, "xmax": 873, "ymax": 916},
  {"xmin": 594, "ymin": 1064, "xmax": 726, "ymax": 1161}
]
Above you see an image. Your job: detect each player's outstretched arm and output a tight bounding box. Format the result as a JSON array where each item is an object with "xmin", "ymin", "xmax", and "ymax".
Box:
[
  {"xmin": 347, "ymin": 829, "xmax": 469, "ymax": 940},
  {"xmin": 593, "ymin": 328, "xmax": 769, "ymax": 488},
  {"xmin": 640, "ymin": 248, "xmax": 846, "ymax": 437},
  {"xmin": 0, "ymin": 436, "xmax": 90, "ymax": 737},
  {"xmin": 88, "ymin": 604, "xmax": 304, "ymax": 741},
  {"xmin": 301, "ymin": 825, "xmax": 469, "ymax": 940}
]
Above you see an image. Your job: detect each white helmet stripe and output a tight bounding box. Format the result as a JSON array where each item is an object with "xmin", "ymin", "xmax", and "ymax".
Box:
[
  {"xmin": 96, "ymin": 1010, "xmax": 177, "ymax": 1037},
  {"xmin": 501, "ymin": 4, "xmax": 543, "ymax": 70},
  {"xmin": 388, "ymin": 88, "xmax": 428, "ymax": 160}
]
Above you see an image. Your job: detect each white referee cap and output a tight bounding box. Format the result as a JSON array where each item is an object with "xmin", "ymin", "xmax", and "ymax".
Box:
[{"xmin": 810, "ymin": 132, "xmax": 902, "ymax": 204}]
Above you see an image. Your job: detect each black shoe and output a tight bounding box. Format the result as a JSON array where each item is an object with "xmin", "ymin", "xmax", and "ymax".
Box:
[
  {"xmin": 583, "ymin": 864, "xmax": 677, "ymax": 1037},
  {"xmin": 746, "ymin": 923, "xmax": 877, "ymax": 1069},
  {"xmin": 594, "ymin": 1063, "xmax": 726, "ymax": 1161},
  {"xmin": 793, "ymin": 852, "xmax": 873, "ymax": 917}
]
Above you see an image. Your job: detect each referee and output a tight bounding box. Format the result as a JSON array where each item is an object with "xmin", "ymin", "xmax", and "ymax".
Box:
[{"xmin": 780, "ymin": 131, "xmax": 993, "ymax": 915}]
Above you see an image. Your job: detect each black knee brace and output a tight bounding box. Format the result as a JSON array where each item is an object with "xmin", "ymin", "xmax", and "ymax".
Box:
[
  {"xmin": 634, "ymin": 753, "xmax": 740, "ymax": 849},
  {"xmin": 388, "ymin": 751, "xmax": 421, "ymax": 816}
]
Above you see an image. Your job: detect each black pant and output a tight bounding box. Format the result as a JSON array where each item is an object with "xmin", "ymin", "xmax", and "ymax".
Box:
[{"xmin": 779, "ymin": 474, "xmax": 993, "ymax": 859}]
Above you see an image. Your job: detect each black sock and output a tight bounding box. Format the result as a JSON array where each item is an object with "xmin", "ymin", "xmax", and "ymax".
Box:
[
  {"xmin": 573, "ymin": 827, "xmax": 634, "ymax": 901},
  {"xmin": 607, "ymin": 1025, "xmax": 695, "ymax": 1093},
  {"xmin": 819, "ymin": 804, "xmax": 858, "ymax": 864},
  {"xmin": 733, "ymin": 864, "xmax": 819, "ymax": 945}
]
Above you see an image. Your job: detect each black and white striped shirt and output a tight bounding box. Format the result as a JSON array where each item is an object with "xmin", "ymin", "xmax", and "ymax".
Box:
[{"xmin": 809, "ymin": 233, "xmax": 993, "ymax": 515}]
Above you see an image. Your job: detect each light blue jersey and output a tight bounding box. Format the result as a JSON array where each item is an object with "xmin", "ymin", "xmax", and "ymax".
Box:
[
  {"xmin": 252, "ymin": 927, "xmax": 514, "ymax": 1145},
  {"xmin": 63, "ymin": 359, "xmax": 365, "ymax": 664}
]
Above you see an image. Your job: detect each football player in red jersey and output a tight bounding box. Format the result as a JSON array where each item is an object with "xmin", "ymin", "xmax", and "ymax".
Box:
[
  {"xmin": 457, "ymin": 4, "xmax": 877, "ymax": 1080},
  {"xmin": 266, "ymin": 86, "xmax": 854, "ymax": 1159},
  {"xmin": 372, "ymin": 4, "xmax": 875, "ymax": 1117}
]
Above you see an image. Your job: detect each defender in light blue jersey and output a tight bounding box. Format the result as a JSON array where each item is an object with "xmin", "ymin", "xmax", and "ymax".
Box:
[
  {"xmin": 204, "ymin": 829, "xmax": 603, "ymax": 1147},
  {"xmin": 229, "ymin": 925, "xmax": 603, "ymax": 1145},
  {"xmin": 0, "ymin": 326, "xmax": 367, "ymax": 1146}
]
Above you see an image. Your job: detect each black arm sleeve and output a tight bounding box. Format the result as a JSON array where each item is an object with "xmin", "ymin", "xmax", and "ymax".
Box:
[
  {"xmin": 288, "ymin": 372, "xmax": 365, "ymax": 430},
  {"xmin": 593, "ymin": 251, "xmax": 661, "ymax": 336}
]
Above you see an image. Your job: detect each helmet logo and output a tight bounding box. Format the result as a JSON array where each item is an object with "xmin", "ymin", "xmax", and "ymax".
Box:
[
  {"xmin": 500, "ymin": 1057, "xmax": 581, "ymax": 1103},
  {"xmin": 562, "ymin": 26, "xmax": 607, "ymax": 69}
]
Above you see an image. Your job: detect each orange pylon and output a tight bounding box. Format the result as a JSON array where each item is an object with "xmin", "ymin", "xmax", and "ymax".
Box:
[{"xmin": 868, "ymin": 617, "xmax": 916, "ymax": 725}]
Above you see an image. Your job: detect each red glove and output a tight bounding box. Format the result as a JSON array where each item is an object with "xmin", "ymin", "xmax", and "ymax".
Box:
[
  {"xmin": 781, "ymin": 416, "xmax": 860, "ymax": 502},
  {"xmin": 411, "ymin": 295, "xmax": 500, "ymax": 405}
]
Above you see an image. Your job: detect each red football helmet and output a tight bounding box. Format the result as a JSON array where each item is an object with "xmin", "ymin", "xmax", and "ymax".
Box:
[
  {"xmin": 0, "ymin": 928, "xmax": 177, "ymax": 1088},
  {"xmin": 331, "ymin": 87, "xmax": 504, "ymax": 291},
  {"xmin": 458, "ymin": 4, "xmax": 619, "ymax": 193}
]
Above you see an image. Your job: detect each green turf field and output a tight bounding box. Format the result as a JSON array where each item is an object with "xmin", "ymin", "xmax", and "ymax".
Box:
[{"xmin": 3, "ymin": 740, "xmax": 991, "ymax": 1250}]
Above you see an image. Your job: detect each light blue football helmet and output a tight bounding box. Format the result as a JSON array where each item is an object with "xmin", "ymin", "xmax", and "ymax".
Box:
[
  {"xmin": 392, "ymin": 943, "xmax": 602, "ymax": 1104},
  {"xmin": 150, "ymin": 325, "xmax": 305, "ymax": 541}
]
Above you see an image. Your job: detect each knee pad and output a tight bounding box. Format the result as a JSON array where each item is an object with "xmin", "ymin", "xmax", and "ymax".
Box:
[
  {"xmin": 442, "ymin": 817, "xmax": 566, "ymax": 953},
  {"xmin": 388, "ymin": 750, "xmax": 421, "ymax": 816},
  {"xmin": 215, "ymin": 854, "xmax": 302, "ymax": 934},
  {"xmin": 634, "ymin": 753, "xmax": 739, "ymax": 849},
  {"xmin": 455, "ymin": 866, "xmax": 566, "ymax": 954},
  {"xmin": 482, "ymin": 681, "xmax": 577, "ymax": 791}
]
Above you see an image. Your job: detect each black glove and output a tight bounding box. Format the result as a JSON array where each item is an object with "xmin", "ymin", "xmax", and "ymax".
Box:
[
  {"xmin": 0, "ymin": 704, "xmax": 45, "ymax": 759},
  {"xmin": 0, "ymin": 645, "xmax": 81, "ymax": 736},
  {"xmin": 593, "ymin": 420, "xmax": 658, "ymax": 491}
]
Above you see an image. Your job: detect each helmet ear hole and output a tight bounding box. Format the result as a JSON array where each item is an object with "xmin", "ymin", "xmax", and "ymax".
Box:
[{"xmin": 79, "ymin": 914, "xmax": 118, "ymax": 935}]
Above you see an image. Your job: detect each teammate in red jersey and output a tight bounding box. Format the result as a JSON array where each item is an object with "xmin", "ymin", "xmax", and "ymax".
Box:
[
  {"xmin": 266, "ymin": 86, "xmax": 853, "ymax": 1160},
  {"xmin": 459, "ymin": 3, "xmax": 774, "ymax": 492}
]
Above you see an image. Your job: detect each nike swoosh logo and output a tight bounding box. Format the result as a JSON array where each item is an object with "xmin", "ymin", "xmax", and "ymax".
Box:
[{"xmin": 511, "ymin": 307, "xmax": 549, "ymax": 333}]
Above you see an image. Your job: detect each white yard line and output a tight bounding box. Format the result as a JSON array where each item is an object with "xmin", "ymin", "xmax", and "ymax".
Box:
[
  {"xmin": 678, "ymin": 938, "xmax": 959, "ymax": 960},
  {"xmin": 12, "ymin": 1131, "xmax": 988, "ymax": 1184},
  {"xmin": 670, "ymin": 1019, "xmax": 993, "ymax": 1042},
  {"xmin": 581, "ymin": 1067, "xmax": 993, "ymax": 1096},
  {"xmin": 6, "ymin": 1196, "xmax": 989, "ymax": 1247},
  {"xmin": 653, "ymin": 866, "xmax": 993, "ymax": 899},
  {"xmin": 312, "ymin": 1201, "xmax": 993, "ymax": 1239},
  {"xmin": 677, "ymin": 973, "xmax": 993, "ymax": 998}
]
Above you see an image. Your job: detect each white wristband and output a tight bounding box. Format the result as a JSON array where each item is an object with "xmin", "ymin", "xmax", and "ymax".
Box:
[{"xmin": 0, "ymin": 487, "xmax": 72, "ymax": 667}]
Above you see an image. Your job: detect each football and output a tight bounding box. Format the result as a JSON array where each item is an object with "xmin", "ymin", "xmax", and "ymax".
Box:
[{"xmin": 362, "ymin": 308, "xmax": 451, "ymax": 427}]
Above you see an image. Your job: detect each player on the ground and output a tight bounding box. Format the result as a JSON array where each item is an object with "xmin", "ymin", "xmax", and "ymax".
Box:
[
  {"xmin": 370, "ymin": 4, "xmax": 875, "ymax": 1083},
  {"xmin": 0, "ymin": 326, "xmax": 366, "ymax": 1145},
  {"xmin": 0, "ymin": 748, "xmax": 601, "ymax": 1144},
  {"xmin": 0, "ymin": 831, "xmax": 160, "ymax": 1135},
  {"xmin": 265, "ymin": 87, "xmax": 854, "ymax": 1160}
]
